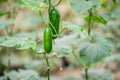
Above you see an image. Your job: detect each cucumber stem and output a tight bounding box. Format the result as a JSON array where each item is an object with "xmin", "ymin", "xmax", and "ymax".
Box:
[
  {"xmin": 85, "ymin": 68, "xmax": 89, "ymax": 80},
  {"xmin": 88, "ymin": 9, "xmax": 92, "ymax": 36},
  {"xmin": 45, "ymin": 53, "xmax": 50, "ymax": 80}
]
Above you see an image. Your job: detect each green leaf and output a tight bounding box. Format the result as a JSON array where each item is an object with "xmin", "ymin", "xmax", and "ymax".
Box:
[
  {"xmin": 0, "ymin": 33, "xmax": 36, "ymax": 50},
  {"xmin": 78, "ymin": 37, "xmax": 112, "ymax": 68},
  {"xmin": 16, "ymin": 39, "xmax": 36, "ymax": 50},
  {"xmin": 62, "ymin": 21, "xmax": 83, "ymax": 32},
  {"xmin": 69, "ymin": 0, "xmax": 101, "ymax": 13},
  {"xmin": 84, "ymin": 15, "xmax": 91, "ymax": 22},
  {"xmin": 85, "ymin": 15, "xmax": 107, "ymax": 24},
  {"xmin": 92, "ymin": 15, "xmax": 107, "ymax": 24},
  {"xmin": 0, "ymin": 19, "xmax": 14, "ymax": 30},
  {"xmin": 5, "ymin": 70, "xmax": 40, "ymax": 80},
  {"xmin": 69, "ymin": 0, "xmax": 93, "ymax": 13},
  {"xmin": 0, "ymin": 37, "xmax": 23, "ymax": 47}
]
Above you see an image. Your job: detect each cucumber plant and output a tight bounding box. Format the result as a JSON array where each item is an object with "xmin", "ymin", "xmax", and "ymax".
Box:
[
  {"xmin": 68, "ymin": 0, "xmax": 112, "ymax": 80},
  {"xmin": 0, "ymin": 0, "xmax": 63, "ymax": 79},
  {"xmin": 21, "ymin": 0, "xmax": 63, "ymax": 80}
]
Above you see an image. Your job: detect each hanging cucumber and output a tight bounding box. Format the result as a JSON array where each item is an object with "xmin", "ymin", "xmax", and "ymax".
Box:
[
  {"xmin": 44, "ymin": 25, "xmax": 52, "ymax": 53},
  {"xmin": 49, "ymin": 8, "xmax": 60, "ymax": 39}
]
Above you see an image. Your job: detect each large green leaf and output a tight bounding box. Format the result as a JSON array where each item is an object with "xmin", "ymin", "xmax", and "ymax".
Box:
[
  {"xmin": 16, "ymin": 39, "xmax": 36, "ymax": 50},
  {"xmin": 0, "ymin": 19, "xmax": 14, "ymax": 30},
  {"xmin": 5, "ymin": 70, "xmax": 40, "ymax": 80},
  {"xmin": 0, "ymin": 33, "xmax": 36, "ymax": 50},
  {"xmin": 78, "ymin": 37, "xmax": 112, "ymax": 68},
  {"xmin": 0, "ymin": 37, "xmax": 24, "ymax": 47},
  {"xmin": 69, "ymin": 0, "xmax": 101, "ymax": 13}
]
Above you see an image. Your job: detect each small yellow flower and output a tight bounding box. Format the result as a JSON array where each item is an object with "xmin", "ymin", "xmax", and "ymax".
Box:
[
  {"xmin": 100, "ymin": 0, "xmax": 106, "ymax": 3},
  {"xmin": 39, "ymin": 2, "xmax": 45, "ymax": 8}
]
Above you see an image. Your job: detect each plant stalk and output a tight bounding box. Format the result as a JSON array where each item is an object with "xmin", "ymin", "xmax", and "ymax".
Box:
[
  {"xmin": 45, "ymin": 53, "xmax": 50, "ymax": 80},
  {"xmin": 8, "ymin": 48, "xmax": 11, "ymax": 71},
  {"xmin": 85, "ymin": 68, "xmax": 89, "ymax": 80},
  {"xmin": 48, "ymin": 0, "xmax": 51, "ymax": 16},
  {"xmin": 88, "ymin": 9, "xmax": 92, "ymax": 36},
  {"xmin": 53, "ymin": 0, "xmax": 62, "ymax": 7}
]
